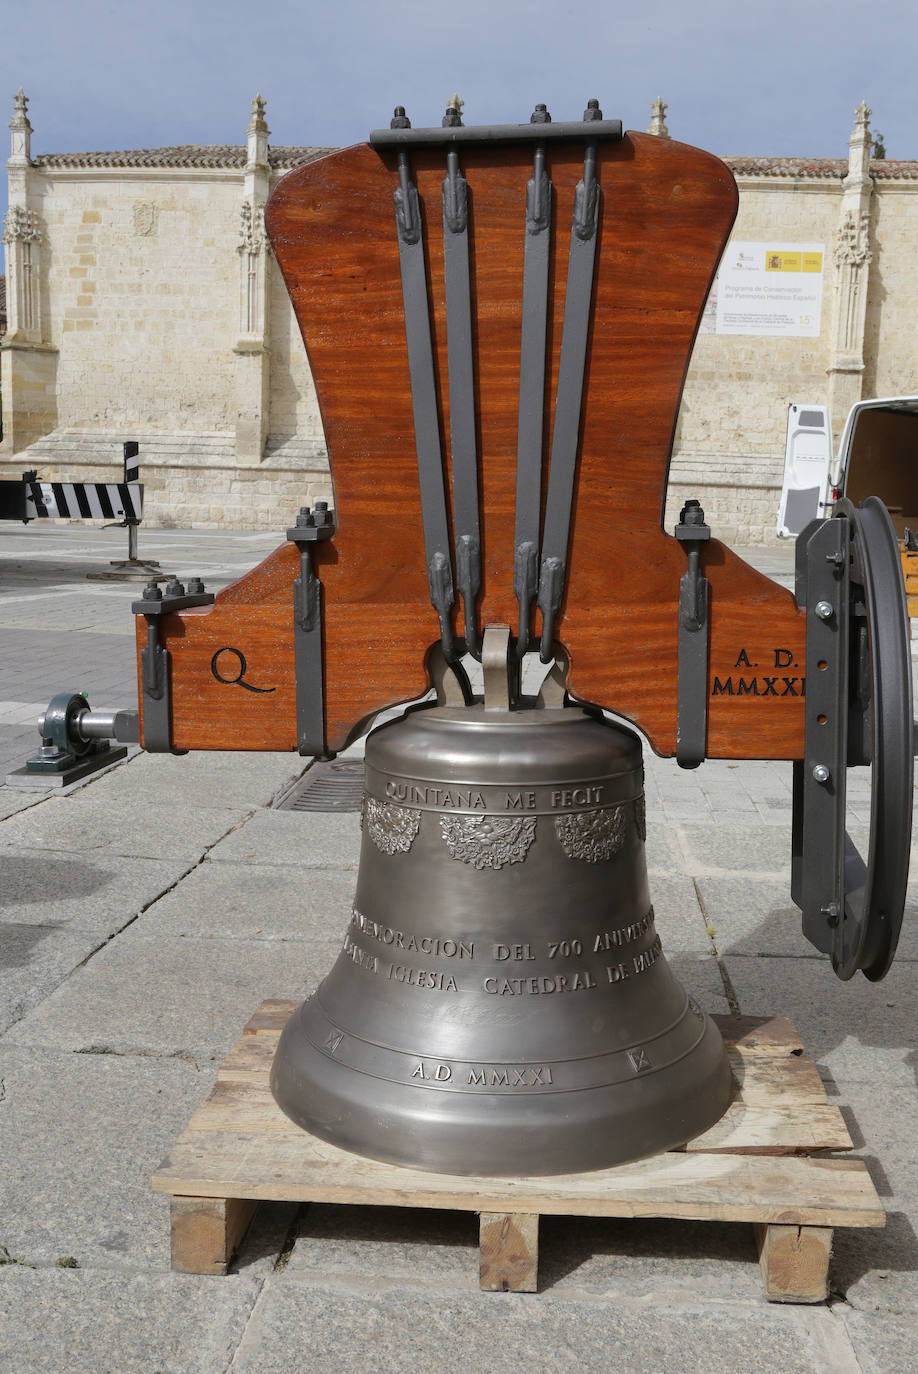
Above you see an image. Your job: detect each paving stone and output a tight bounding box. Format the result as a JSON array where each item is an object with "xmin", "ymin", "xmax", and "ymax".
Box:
[
  {"xmin": 286, "ymin": 1207, "xmax": 764, "ymax": 1301},
  {"xmin": 723, "ymin": 954, "xmax": 918, "ymax": 1087},
  {"xmin": 133, "ymin": 861, "xmax": 356, "ymax": 942},
  {"xmin": 230, "ymin": 1280, "xmax": 858, "ymax": 1374},
  {"xmin": 677, "ymin": 822, "xmax": 792, "ymax": 875},
  {"xmin": 207, "ymin": 809, "xmax": 362, "ymax": 869},
  {"xmin": 0, "ymin": 794, "xmax": 251, "ymax": 861},
  {"xmin": 815, "ymin": 1081, "xmax": 918, "ymax": 1314},
  {"xmin": 0, "ymin": 786, "xmax": 42, "ymax": 821},
  {"xmin": 646, "ymin": 874, "xmax": 713, "ymax": 954},
  {"xmin": 700, "ymin": 877, "xmax": 918, "ymax": 962},
  {"xmin": 0, "ymin": 1045, "xmax": 214, "ymax": 1269},
  {"xmin": 3, "ymin": 934, "xmax": 333, "ymax": 1059},
  {"xmin": 0, "ymin": 1267, "xmax": 261, "ymax": 1374},
  {"xmin": 643, "ymin": 821, "xmax": 686, "ymax": 875},
  {"xmin": 0, "ymin": 923, "xmax": 101, "ymax": 1033},
  {"xmin": 839, "ymin": 1309, "xmax": 918, "ymax": 1374},
  {"xmin": 1, "ymin": 849, "xmax": 193, "ymax": 937},
  {"xmin": 82, "ymin": 748, "xmax": 305, "ymax": 810}
]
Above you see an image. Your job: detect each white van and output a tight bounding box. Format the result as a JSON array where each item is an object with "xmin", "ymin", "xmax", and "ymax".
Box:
[{"xmin": 777, "ymin": 396, "xmax": 918, "ymax": 539}]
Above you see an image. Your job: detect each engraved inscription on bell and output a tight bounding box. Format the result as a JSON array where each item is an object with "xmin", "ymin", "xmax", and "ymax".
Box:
[
  {"xmin": 362, "ymin": 797, "xmax": 421, "ymax": 855},
  {"xmin": 439, "ymin": 813, "xmax": 537, "ymax": 869},
  {"xmin": 554, "ymin": 804, "xmax": 627, "ymax": 862}
]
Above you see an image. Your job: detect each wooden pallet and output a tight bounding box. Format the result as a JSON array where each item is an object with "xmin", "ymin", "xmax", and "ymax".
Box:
[{"xmin": 152, "ymin": 1001, "xmax": 883, "ymax": 1302}]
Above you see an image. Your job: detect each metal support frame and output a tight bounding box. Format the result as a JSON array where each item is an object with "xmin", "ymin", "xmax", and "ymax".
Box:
[
  {"xmin": 132, "ymin": 579, "xmax": 215, "ymax": 752},
  {"xmin": 287, "ymin": 502, "xmax": 336, "ymax": 757},
  {"xmin": 674, "ymin": 500, "xmax": 711, "ymax": 769},
  {"xmin": 793, "ymin": 499, "xmax": 913, "ymax": 980},
  {"xmin": 791, "ymin": 516, "xmax": 850, "ymax": 954}
]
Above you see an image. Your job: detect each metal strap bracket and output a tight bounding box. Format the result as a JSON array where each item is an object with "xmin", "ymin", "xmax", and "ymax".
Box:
[
  {"xmin": 132, "ymin": 579, "xmax": 215, "ymax": 752},
  {"xmin": 287, "ymin": 502, "xmax": 336, "ymax": 757},
  {"xmin": 675, "ymin": 500, "xmax": 711, "ymax": 769}
]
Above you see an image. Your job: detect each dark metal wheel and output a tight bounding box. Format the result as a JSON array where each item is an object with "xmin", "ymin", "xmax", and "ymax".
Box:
[{"xmin": 793, "ymin": 498, "xmax": 913, "ymax": 980}]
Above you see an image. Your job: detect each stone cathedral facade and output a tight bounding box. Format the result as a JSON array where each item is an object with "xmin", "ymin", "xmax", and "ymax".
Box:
[{"xmin": 1, "ymin": 94, "xmax": 916, "ymax": 541}]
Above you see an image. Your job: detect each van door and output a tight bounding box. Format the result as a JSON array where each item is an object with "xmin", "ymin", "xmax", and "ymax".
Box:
[{"xmin": 777, "ymin": 403, "xmax": 833, "ymax": 537}]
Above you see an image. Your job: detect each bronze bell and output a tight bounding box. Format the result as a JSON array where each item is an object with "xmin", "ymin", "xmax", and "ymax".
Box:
[{"xmin": 271, "ymin": 627, "xmax": 731, "ymax": 1176}]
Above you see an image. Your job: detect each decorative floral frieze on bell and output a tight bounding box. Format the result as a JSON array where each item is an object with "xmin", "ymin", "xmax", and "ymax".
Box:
[
  {"xmin": 363, "ymin": 797, "xmax": 421, "ymax": 855},
  {"xmin": 554, "ymin": 805, "xmax": 627, "ymax": 862},
  {"xmin": 2, "ymin": 205, "xmax": 41, "ymax": 244},
  {"xmin": 439, "ymin": 814, "xmax": 537, "ymax": 870}
]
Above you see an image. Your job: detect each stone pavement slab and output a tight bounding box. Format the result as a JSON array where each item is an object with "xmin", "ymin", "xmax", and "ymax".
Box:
[
  {"xmin": 286, "ymin": 1204, "xmax": 766, "ymax": 1303},
  {"xmin": 3, "ymin": 931, "xmax": 335, "ymax": 1059},
  {"xmin": 815, "ymin": 1080, "xmax": 918, "ymax": 1315},
  {"xmin": 228, "ymin": 1279, "xmax": 861, "ymax": 1374},
  {"xmin": 0, "ymin": 923, "xmax": 101, "ymax": 1034},
  {"xmin": 208, "ymin": 808, "xmax": 363, "ymax": 869},
  {"xmin": 0, "ymin": 1045, "xmax": 213, "ymax": 1270},
  {"xmin": 0, "ymin": 785, "xmax": 43, "ymax": 821},
  {"xmin": 700, "ymin": 875, "xmax": 918, "ymax": 962},
  {"xmin": 1, "ymin": 849, "xmax": 193, "ymax": 937},
  {"xmin": 82, "ymin": 748, "xmax": 304, "ymax": 811},
  {"xmin": 839, "ymin": 1310, "xmax": 918, "ymax": 1374},
  {"xmin": 0, "ymin": 794, "xmax": 252, "ymax": 862},
  {"xmin": 133, "ymin": 860, "xmax": 357, "ymax": 942},
  {"xmin": 0, "ymin": 1267, "xmax": 262, "ymax": 1374}
]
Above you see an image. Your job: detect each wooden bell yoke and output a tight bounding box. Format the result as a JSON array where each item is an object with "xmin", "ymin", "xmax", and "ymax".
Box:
[{"xmin": 135, "ymin": 110, "xmax": 809, "ymax": 761}]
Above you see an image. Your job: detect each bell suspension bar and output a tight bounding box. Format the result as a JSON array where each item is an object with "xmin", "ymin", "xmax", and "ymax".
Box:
[
  {"xmin": 389, "ymin": 108, "xmax": 456, "ymax": 661},
  {"xmin": 513, "ymin": 106, "xmax": 553, "ymax": 655},
  {"xmin": 441, "ymin": 105, "xmax": 482, "ymax": 658},
  {"xmin": 537, "ymin": 100, "xmax": 603, "ymax": 661}
]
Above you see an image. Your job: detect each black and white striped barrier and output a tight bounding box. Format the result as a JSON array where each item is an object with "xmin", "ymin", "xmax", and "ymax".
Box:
[{"xmin": 24, "ymin": 477, "xmax": 143, "ymax": 522}]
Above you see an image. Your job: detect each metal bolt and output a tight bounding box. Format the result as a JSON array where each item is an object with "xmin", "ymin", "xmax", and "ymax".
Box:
[
  {"xmin": 144, "ymin": 581, "xmax": 162, "ymax": 600},
  {"xmin": 390, "ymin": 106, "xmax": 411, "ymax": 130},
  {"xmin": 679, "ymin": 499, "xmax": 706, "ymax": 526},
  {"xmin": 295, "ymin": 506, "xmax": 314, "ymax": 528},
  {"xmin": 820, "ymin": 901, "xmax": 841, "ymax": 927},
  {"xmin": 187, "ymin": 577, "xmax": 204, "ymax": 594},
  {"xmin": 165, "ymin": 579, "xmax": 185, "ymax": 597},
  {"xmin": 814, "ymin": 600, "xmax": 834, "ymax": 620},
  {"xmin": 812, "ymin": 764, "xmax": 831, "ymax": 784},
  {"xmin": 583, "ymin": 98, "xmax": 603, "ymax": 121},
  {"xmin": 531, "ymin": 103, "xmax": 551, "ymax": 124}
]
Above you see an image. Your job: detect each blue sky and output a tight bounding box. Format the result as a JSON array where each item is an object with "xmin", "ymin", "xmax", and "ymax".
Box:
[{"xmin": 2, "ymin": 0, "xmax": 916, "ymax": 265}]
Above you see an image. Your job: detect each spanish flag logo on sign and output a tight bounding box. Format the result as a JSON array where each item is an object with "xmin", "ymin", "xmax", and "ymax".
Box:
[{"xmin": 766, "ymin": 250, "xmax": 823, "ymax": 273}]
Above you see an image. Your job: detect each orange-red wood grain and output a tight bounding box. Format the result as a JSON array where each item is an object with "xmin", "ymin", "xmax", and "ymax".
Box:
[{"xmin": 138, "ymin": 133, "xmax": 807, "ymax": 758}]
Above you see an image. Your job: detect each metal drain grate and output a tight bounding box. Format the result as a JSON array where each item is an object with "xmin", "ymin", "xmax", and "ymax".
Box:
[{"xmin": 275, "ymin": 758, "xmax": 365, "ymax": 812}]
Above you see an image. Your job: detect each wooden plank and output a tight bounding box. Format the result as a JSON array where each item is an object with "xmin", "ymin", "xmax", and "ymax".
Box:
[
  {"xmin": 152, "ymin": 1131, "xmax": 883, "ymax": 1228},
  {"xmin": 242, "ymin": 1000, "xmax": 297, "ymax": 1036},
  {"xmin": 684, "ymin": 1103, "xmax": 851, "ymax": 1154},
  {"xmin": 479, "ymin": 1214, "xmax": 539, "ymax": 1293},
  {"xmin": 170, "ymin": 1195, "xmax": 258, "ymax": 1276},
  {"xmin": 754, "ymin": 1222, "xmax": 833, "ymax": 1303},
  {"xmin": 715, "ymin": 1015, "xmax": 805, "ymax": 1057}
]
